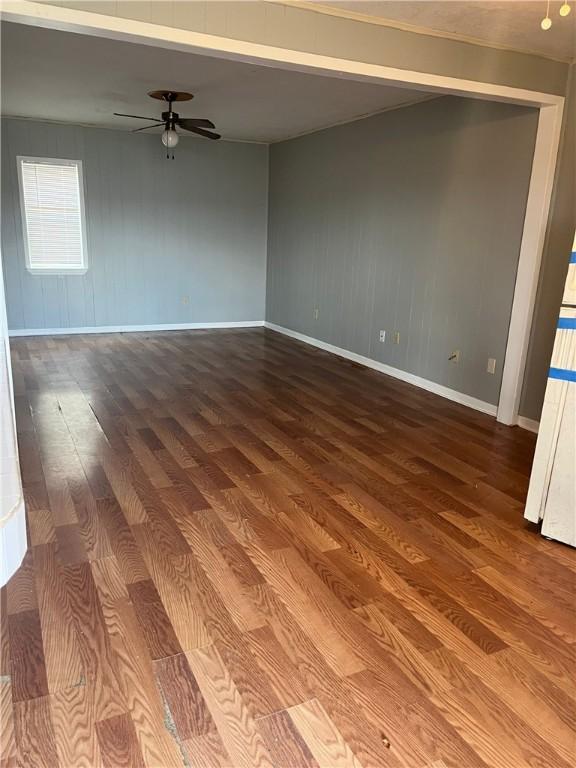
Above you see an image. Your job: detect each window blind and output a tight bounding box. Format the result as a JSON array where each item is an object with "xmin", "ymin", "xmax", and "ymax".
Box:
[{"xmin": 18, "ymin": 158, "xmax": 86, "ymax": 272}]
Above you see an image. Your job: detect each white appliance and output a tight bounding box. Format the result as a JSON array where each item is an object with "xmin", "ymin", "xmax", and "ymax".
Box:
[
  {"xmin": 524, "ymin": 236, "xmax": 576, "ymax": 546},
  {"xmin": 0, "ymin": 252, "xmax": 27, "ymax": 585}
]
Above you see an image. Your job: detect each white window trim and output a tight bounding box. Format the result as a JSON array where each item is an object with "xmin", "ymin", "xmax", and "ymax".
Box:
[
  {"xmin": 4, "ymin": 1, "xmax": 565, "ymax": 429},
  {"xmin": 16, "ymin": 156, "xmax": 89, "ymax": 276}
]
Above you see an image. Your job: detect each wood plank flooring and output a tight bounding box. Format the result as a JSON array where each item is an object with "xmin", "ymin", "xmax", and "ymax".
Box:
[{"xmin": 2, "ymin": 328, "xmax": 575, "ymax": 768}]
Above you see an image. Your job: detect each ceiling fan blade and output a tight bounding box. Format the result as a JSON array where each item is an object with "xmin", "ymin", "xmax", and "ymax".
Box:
[
  {"xmin": 131, "ymin": 123, "xmax": 165, "ymax": 133},
  {"xmin": 114, "ymin": 113, "xmax": 163, "ymax": 121},
  {"xmin": 178, "ymin": 118, "xmax": 216, "ymax": 130},
  {"xmin": 180, "ymin": 124, "xmax": 221, "ymax": 140}
]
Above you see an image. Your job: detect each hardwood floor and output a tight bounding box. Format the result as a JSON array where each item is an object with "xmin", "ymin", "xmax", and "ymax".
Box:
[{"xmin": 2, "ymin": 328, "xmax": 575, "ymax": 768}]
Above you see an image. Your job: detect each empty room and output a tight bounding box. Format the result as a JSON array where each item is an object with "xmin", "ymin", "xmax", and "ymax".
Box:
[{"xmin": 0, "ymin": 2, "xmax": 575, "ymax": 767}]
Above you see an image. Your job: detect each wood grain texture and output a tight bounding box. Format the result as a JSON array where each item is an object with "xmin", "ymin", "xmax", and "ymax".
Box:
[
  {"xmin": 0, "ymin": 680, "xmax": 16, "ymax": 765},
  {"xmin": 50, "ymin": 684, "xmax": 102, "ymax": 768},
  {"xmin": 289, "ymin": 698, "xmax": 364, "ymax": 768},
  {"xmin": 127, "ymin": 579, "xmax": 182, "ymax": 661},
  {"xmin": 13, "ymin": 696, "xmax": 59, "ymax": 768},
  {"xmin": 154, "ymin": 653, "xmax": 216, "ymax": 741},
  {"xmin": 1, "ymin": 328, "xmax": 574, "ymax": 767},
  {"xmin": 186, "ymin": 644, "xmax": 274, "ymax": 768},
  {"xmin": 8, "ymin": 610, "xmax": 48, "ymax": 703},
  {"xmin": 95, "ymin": 713, "xmax": 145, "ymax": 768},
  {"xmin": 182, "ymin": 730, "xmax": 232, "ymax": 768},
  {"xmin": 258, "ymin": 709, "xmax": 319, "ymax": 768},
  {"xmin": 33, "ymin": 543, "xmax": 84, "ymax": 694}
]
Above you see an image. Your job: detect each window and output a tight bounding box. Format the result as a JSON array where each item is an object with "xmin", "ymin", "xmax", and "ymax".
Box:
[{"xmin": 17, "ymin": 157, "xmax": 87, "ymax": 274}]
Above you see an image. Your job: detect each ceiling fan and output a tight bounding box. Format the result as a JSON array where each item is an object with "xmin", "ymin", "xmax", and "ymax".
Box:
[{"xmin": 114, "ymin": 90, "xmax": 221, "ymax": 158}]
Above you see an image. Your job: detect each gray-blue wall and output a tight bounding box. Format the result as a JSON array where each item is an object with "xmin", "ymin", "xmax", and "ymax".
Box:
[
  {"xmin": 266, "ymin": 96, "xmax": 539, "ymax": 409},
  {"xmin": 1, "ymin": 101, "xmax": 548, "ymax": 417},
  {"xmin": 1, "ymin": 119, "xmax": 268, "ymax": 330}
]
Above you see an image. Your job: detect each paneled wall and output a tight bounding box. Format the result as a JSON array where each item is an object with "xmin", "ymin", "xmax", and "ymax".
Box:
[
  {"xmin": 266, "ymin": 96, "xmax": 539, "ymax": 409},
  {"xmin": 1, "ymin": 119, "xmax": 268, "ymax": 330},
  {"xmin": 1, "ymin": 97, "xmax": 561, "ymax": 420}
]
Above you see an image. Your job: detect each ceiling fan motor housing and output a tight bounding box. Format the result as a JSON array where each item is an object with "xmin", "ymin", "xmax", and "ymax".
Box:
[{"xmin": 161, "ymin": 110, "xmax": 178, "ymax": 127}]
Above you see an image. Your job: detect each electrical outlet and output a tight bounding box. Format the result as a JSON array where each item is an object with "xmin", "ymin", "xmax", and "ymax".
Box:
[
  {"xmin": 313, "ymin": 308, "xmax": 319, "ymax": 320},
  {"xmin": 393, "ymin": 331, "xmax": 400, "ymax": 345},
  {"xmin": 449, "ymin": 349, "xmax": 460, "ymax": 364},
  {"xmin": 181, "ymin": 295, "xmax": 189, "ymax": 305},
  {"xmin": 487, "ymin": 357, "xmax": 496, "ymax": 374},
  {"xmin": 379, "ymin": 330, "xmax": 386, "ymax": 343}
]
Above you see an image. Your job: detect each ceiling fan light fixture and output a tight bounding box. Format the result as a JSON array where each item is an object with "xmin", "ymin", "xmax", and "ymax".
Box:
[
  {"xmin": 114, "ymin": 91, "xmax": 220, "ymax": 158},
  {"xmin": 162, "ymin": 128, "xmax": 179, "ymax": 148}
]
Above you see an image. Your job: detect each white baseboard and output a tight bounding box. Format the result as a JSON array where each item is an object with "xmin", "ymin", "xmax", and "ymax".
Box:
[
  {"xmin": 9, "ymin": 320, "xmax": 265, "ymax": 337},
  {"xmin": 517, "ymin": 416, "xmax": 540, "ymax": 433},
  {"xmin": 8, "ymin": 318, "xmax": 541, "ymax": 432},
  {"xmin": 264, "ymin": 321, "xmax": 498, "ymax": 417}
]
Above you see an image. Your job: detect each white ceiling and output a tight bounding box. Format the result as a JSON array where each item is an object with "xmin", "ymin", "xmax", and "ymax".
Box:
[
  {"xmin": 311, "ymin": 1, "xmax": 576, "ymax": 60},
  {"xmin": 0, "ymin": 22, "xmax": 433, "ymax": 144}
]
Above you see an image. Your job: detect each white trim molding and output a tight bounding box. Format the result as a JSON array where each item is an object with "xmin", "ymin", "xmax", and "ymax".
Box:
[
  {"xmin": 0, "ymin": 2, "xmax": 565, "ymax": 107},
  {"xmin": 17, "ymin": 155, "xmax": 89, "ymax": 275},
  {"xmin": 497, "ymin": 104, "xmax": 565, "ymax": 426},
  {"xmin": 9, "ymin": 321, "xmax": 265, "ymax": 337},
  {"xmin": 265, "ymin": 322, "xmax": 498, "ymax": 416},
  {"xmin": 8, "ymin": 319, "xmax": 541, "ymax": 432},
  {"xmin": 265, "ymin": 323, "xmax": 542, "ymax": 430},
  {"xmin": 0, "ymin": 0, "xmax": 566, "ymax": 429},
  {"xmin": 517, "ymin": 416, "xmax": 540, "ymax": 434}
]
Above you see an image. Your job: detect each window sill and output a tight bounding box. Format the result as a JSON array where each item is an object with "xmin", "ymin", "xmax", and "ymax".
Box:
[{"xmin": 26, "ymin": 268, "xmax": 88, "ymax": 276}]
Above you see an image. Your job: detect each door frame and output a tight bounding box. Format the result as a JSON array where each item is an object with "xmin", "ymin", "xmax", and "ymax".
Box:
[{"xmin": 1, "ymin": 0, "xmax": 566, "ymax": 426}]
